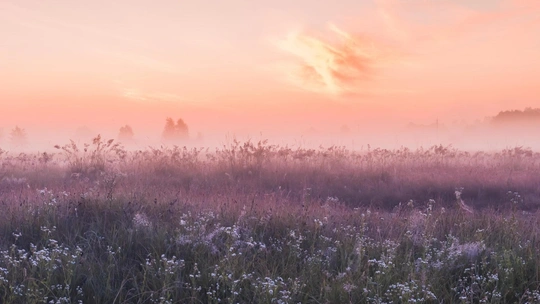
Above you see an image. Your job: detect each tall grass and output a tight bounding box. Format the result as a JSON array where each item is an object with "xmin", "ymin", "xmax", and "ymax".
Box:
[{"xmin": 0, "ymin": 137, "xmax": 539, "ymax": 303}]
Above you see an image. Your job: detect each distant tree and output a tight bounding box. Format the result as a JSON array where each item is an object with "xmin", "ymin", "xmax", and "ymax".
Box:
[
  {"xmin": 118, "ymin": 125, "xmax": 134, "ymax": 143},
  {"xmin": 492, "ymin": 108, "xmax": 540, "ymax": 124},
  {"xmin": 10, "ymin": 126, "xmax": 27, "ymax": 148},
  {"xmin": 162, "ymin": 118, "xmax": 176, "ymax": 141},
  {"xmin": 162, "ymin": 117, "xmax": 189, "ymax": 142},
  {"xmin": 175, "ymin": 118, "xmax": 189, "ymax": 139}
]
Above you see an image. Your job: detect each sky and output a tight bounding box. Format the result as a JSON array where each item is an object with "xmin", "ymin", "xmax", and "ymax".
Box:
[{"xmin": 1, "ymin": 0, "xmax": 539, "ymax": 148}]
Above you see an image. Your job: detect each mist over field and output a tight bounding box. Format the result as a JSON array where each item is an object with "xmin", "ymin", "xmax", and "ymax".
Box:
[
  {"xmin": 2, "ymin": 0, "xmax": 540, "ymax": 303},
  {"xmin": 1, "ymin": 107, "xmax": 539, "ymax": 152}
]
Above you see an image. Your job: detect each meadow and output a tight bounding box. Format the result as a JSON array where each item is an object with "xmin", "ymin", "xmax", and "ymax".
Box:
[{"xmin": 0, "ymin": 136, "xmax": 540, "ymax": 303}]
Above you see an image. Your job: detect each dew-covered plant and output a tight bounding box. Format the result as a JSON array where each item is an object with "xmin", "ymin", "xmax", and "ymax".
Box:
[
  {"xmin": 54, "ymin": 135, "xmax": 126, "ymax": 178},
  {"xmin": 0, "ymin": 142, "xmax": 539, "ymax": 303}
]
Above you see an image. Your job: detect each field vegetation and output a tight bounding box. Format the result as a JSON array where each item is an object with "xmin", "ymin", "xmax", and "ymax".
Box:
[{"xmin": 0, "ymin": 136, "xmax": 540, "ymax": 303}]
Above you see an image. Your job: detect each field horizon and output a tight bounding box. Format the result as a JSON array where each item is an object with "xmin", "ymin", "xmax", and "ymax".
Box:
[{"xmin": 1, "ymin": 137, "xmax": 540, "ymax": 303}]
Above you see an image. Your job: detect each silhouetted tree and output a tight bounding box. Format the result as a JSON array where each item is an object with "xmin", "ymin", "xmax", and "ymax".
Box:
[
  {"xmin": 10, "ymin": 126, "xmax": 27, "ymax": 148},
  {"xmin": 118, "ymin": 125, "xmax": 134, "ymax": 143},
  {"xmin": 162, "ymin": 117, "xmax": 189, "ymax": 142},
  {"xmin": 162, "ymin": 118, "xmax": 176, "ymax": 141},
  {"xmin": 175, "ymin": 118, "xmax": 189, "ymax": 139},
  {"xmin": 492, "ymin": 108, "xmax": 540, "ymax": 124}
]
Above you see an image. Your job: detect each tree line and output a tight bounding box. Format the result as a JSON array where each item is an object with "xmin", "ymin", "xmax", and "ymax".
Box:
[
  {"xmin": 0, "ymin": 117, "xmax": 191, "ymax": 148},
  {"xmin": 117, "ymin": 117, "xmax": 190, "ymax": 144},
  {"xmin": 491, "ymin": 107, "xmax": 540, "ymax": 124}
]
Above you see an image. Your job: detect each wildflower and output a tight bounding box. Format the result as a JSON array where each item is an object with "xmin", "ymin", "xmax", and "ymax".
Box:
[
  {"xmin": 133, "ymin": 213, "xmax": 151, "ymax": 228},
  {"xmin": 12, "ymin": 232, "xmax": 22, "ymax": 241}
]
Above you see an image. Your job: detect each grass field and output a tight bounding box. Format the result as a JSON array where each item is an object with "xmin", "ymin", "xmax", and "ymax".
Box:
[{"xmin": 0, "ymin": 137, "xmax": 540, "ymax": 303}]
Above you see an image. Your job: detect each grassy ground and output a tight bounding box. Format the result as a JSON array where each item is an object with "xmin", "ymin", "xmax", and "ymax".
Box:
[{"xmin": 0, "ymin": 138, "xmax": 539, "ymax": 303}]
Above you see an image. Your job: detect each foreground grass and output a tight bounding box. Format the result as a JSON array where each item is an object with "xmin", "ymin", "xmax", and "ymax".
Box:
[
  {"xmin": 0, "ymin": 192, "xmax": 539, "ymax": 303},
  {"xmin": 1, "ymin": 139, "xmax": 540, "ymax": 303}
]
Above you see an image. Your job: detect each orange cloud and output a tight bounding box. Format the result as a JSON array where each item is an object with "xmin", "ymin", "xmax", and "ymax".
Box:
[
  {"xmin": 276, "ymin": 24, "xmax": 402, "ymax": 95},
  {"xmin": 275, "ymin": 0, "xmax": 540, "ymax": 97}
]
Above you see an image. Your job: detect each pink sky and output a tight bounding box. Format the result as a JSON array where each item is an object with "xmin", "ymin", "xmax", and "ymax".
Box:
[{"xmin": 1, "ymin": 0, "xmax": 539, "ymax": 144}]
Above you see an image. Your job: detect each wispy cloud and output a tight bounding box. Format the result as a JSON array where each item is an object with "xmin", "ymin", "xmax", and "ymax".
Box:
[
  {"xmin": 276, "ymin": 24, "xmax": 402, "ymax": 95},
  {"xmin": 274, "ymin": 0, "xmax": 540, "ymax": 96},
  {"xmin": 119, "ymin": 86, "xmax": 238, "ymax": 111},
  {"xmin": 121, "ymin": 88, "xmax": 184, "ymax": 104}
]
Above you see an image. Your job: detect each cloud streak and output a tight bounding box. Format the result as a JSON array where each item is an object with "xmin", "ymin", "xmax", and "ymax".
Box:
[
  {"xmin": 276, "ymin": 24, "xmax": 399, "ymax": 95},
  {"xmin": 120, "ymin": 88, "xmax": 185, "ymax": 104},
  {"xmin": 274, "ymin": 0, "xmax": 540, "ymax": 96}
]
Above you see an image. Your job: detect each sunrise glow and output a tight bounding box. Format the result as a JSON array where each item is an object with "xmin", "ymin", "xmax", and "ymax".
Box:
[
  {"xmin": 3, "ymin": 2, "xmax": 540, "ymax": 302},
  {"xmin": 1, "ymin": 0, "xmax": 539, "ymax": 149}
]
